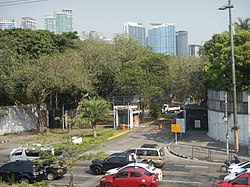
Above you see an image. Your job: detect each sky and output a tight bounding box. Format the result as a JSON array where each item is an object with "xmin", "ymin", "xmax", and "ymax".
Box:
[{"xmin": 1, "ymin": 0, "xmax": 250, "ymax": 45}]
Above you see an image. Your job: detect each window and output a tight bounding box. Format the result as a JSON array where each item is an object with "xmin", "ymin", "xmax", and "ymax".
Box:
[
  {"xmin": 160, "ymin": 148, "xmax": 165, "ymax": 156},
  {"xmin": 25, "ymin": 150, "xmax": 40, "ymax": 157},
  {"xmin": 137, "ymin": 150, "xmax": 147, "ymax": 156},
  {"xmin": 126, "ymin": 149, "xmax": 136, "ymax": 154},
  {"xmin": 130, "ymin": 172, "xmax": 142, "ymax": 178},
  {"xmin": 118, "ymin": 156, "xmax": 127, "ymax": 163},
  {"xmin": 233, "ymin": 177, "xmax": 248, "ymax": 185},
  {"xmin": 147, "ymin": 150, "xmax": 158, "ymax": 156},
  {"xmin": 106, "ymin": 156, "xmax": 117, "ymax": 162},
  {"xmin": 143, "ymin": 170, "xmax": 153, "ymax": 176},
  {"xmin": 12, "ymin": 150, "xmax": 22, "ymax": 156},
  {"xmin": 116, "ymin": 172, "xmax": 128, "ymax": 178}
]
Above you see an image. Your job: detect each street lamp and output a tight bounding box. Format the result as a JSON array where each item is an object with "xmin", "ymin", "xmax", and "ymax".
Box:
[{"xmin": 219, "ymin": 0, "xmax": 239, "ymax": 156}]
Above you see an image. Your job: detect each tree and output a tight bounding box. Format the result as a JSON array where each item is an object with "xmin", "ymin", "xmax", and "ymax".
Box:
[
  {"xmin": 1, "ymin": 51, "xmax": 92, "ymax": 131},
  {"xmin": 166, "ymin": 56, "xmax": 206, "ymax": 103},
  {"xmin": 76, "ymin": 98, "xmax": 111, "ymax": 138},
  {"xmin": 234, "ymin": 17, "xmax": 250, "ymax": 32},
  {"xmin": 202, "ymin": 30, "xmax": 250, "ymax": 91},
  {"xmin": 36, "ymin": 130, "xmax": 107, "ymax": 187}
]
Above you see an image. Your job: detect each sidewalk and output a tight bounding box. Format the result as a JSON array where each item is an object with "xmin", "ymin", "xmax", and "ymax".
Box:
[{"xmin": 168, "ymin": 130, "xmax": 250, "ymax": 163}]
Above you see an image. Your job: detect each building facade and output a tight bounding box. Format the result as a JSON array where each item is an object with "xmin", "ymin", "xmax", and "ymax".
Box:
[
  {"xmin": 189, "ymin": 44, "xmax": 200, "ymax": 57},
  {"xmin": 147, "ymin": 23, "xmax": 176, "ymax": 55},
  {"xmin": 44, "ymin": 9, "xmax": 73, "ymax": 34},
  {"xmin": 20, "ymin": 17, "xmax": 36, "ymax": 30},
  {"xmin": 176, "ymin": 31, "xmax": 188, "ymax": 57},
  {"xmin": 123, "ymin": 22, "xmax": 146, "ymax": 46},
  {"xmin": 0, "ymin": 19, "xmax": 16, "ymax": 30}
]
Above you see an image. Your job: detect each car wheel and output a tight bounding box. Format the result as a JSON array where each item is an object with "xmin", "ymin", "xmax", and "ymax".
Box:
[
  {"xmin": 104, "ymin": 182, "xmax": 113, "ymax": 187},
  {"xmin": 47, "ymin": 172, "xmax": 55, "ymax": 181},
  {"xmin": 19, "ymin": 177, "xmax": 29, "ymax": 184},
  {"xmin": 220, "ymin": 165, "xmax": 228, "ymax": 173},
  {"xmin": 92, "ymin": 166, "xmax": 102, "ymax": 175},
  {"xmin": 139, "ymin": 185, "xmax": 147, "ymax": 187}
]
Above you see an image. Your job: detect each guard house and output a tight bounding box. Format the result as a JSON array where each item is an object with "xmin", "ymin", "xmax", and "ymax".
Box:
[{"xmin": 114, "ymin": 105, "xmax": 141, "ymax": 129}]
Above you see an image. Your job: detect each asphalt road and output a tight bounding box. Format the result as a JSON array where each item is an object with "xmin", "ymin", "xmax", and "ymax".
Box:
[{"xmin": 0, "ymin": 124, "xmax": 223, "ymax": 187}]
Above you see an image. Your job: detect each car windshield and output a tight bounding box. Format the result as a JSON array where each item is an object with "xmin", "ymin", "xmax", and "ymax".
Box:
[
  {"xmin": 143, "ymin": 170, "xmax": 153, "ymax": 176},
  {"xmin": 33, "ymin": 164, "xmax": 43, "ymax": 171},
  {"xmin": 146, "ymin": 165, "xmax": 155, "ymax": 170}
]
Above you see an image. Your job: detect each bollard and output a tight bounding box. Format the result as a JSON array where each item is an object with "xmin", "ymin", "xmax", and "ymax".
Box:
[{"xmin": 122, "ymin": 124, "xmax": 126, "ymax": 132}]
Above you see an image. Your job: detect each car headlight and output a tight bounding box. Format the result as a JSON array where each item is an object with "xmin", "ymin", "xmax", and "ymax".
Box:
[{"xmin": 100, "ymin": 177, "xmax": 106, "ymax": 181}]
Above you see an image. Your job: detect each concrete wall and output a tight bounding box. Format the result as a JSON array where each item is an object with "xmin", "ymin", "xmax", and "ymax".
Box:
[
  {"xmin": 207, "ymin": 90, "xmax": 250, "ymax": 148},
  {"xmin": 0, "ymin": 106, "xmax": 37, "ymax": 135}
]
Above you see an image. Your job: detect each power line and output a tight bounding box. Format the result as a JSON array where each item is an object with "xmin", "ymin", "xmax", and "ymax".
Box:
[{"xmin": 0, "ymin": 0, "xmax": 50, "ymax": 7}]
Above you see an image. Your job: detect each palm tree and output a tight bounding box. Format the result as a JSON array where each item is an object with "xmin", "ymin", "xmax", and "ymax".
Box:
[
  {"xmin": 77, "ymin": 97, "xmax": 111, "ymax": 138},
  {"xmin": 234, "ymin": 17, "xmax": 250, "ymax": 32}
]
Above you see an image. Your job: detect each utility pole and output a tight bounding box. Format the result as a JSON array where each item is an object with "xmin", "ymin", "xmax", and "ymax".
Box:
[
  {"xmin": 224, "ymin": 91, "xmax": 229, "ymax": 155},
  {"xmin": 219, "ymin": 0, "xmax": 239, "ymax": 156}
]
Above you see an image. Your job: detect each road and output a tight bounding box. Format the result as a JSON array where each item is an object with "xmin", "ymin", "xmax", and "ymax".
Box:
[{"xmin": 0, "ymin": 124, "xmax": 223, "ymax": 186}]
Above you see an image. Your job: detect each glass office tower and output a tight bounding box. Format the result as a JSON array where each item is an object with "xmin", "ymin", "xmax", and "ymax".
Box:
[
  {"xmin": 176, "ymin": 31, "xmax": 188, "ymax": 57},
  {"xmin": 147, "ymin": 23, "xmax": 176, "ymax": 55},
  {"xmin": 124, "ymin": 22, "xmax": 146, "ymax": 46},
  {"xmin": 45, "ymin": 9, "xmax": 73, "ymax": 34}
]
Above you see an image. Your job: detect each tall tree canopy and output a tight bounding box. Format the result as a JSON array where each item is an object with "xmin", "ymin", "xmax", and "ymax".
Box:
[
  {"xmin": 234, "ymin": 17, "xmax": 250, "ymax": 32},
  {"xmin": 202, "ymin": 30, "xmax": 250, "ymax": 91}
]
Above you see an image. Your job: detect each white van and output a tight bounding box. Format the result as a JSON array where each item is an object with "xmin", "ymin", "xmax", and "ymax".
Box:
[{"xmin": 10, "ymin": 144, "xmax": 62, "ymax": 161}]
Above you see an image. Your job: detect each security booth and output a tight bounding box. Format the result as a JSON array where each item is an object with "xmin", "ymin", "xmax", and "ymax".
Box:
[{"xmin": 114, "ymin": 105, "xmax": 141, "ymax": 129}]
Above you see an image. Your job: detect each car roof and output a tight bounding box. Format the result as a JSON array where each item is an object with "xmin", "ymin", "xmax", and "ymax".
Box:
[
  {"xmin": 110, "ymin": 153, "xmax": 133, "ymax": 156},
  {"xmin": 141, "ymin": 144, "xmax": 159, "ymax": 148}
]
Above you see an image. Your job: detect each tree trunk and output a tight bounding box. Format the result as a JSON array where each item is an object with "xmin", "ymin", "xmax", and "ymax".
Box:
[
  {"xmin": 93, "ymin": 124, "xmax": 97, "ymax": 138},
  {"xmin": 36, "ymin": 104, "xmax": 44, "ymax": 132},
  {"xmin": 69, "ymin": 170, "xmax": 74, "ymax": 187}
]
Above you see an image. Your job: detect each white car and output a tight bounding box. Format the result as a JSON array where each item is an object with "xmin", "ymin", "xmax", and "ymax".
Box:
[
  {"xmin": 105, "ymin": 162, "xmax": 163, "ymax": 181},
  {"xmin": 228, "ymin": 161, "xmax": 250, "ymax": 175},
  {"xmin": 224, "ymin": 168, "xmax": 248, "ymax": 181}
]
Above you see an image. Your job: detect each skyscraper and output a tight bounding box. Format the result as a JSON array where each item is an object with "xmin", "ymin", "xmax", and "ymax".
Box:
[
  {"xmin": 20, "ymin": 17, "xmax": 36, "ymax": 30},
  {"xmin": 123, "ymin": 22, "xmax": 146, "ymax": 46},
  {"xmin": 0, "ymin": 19, "xmax": 16, "ymax": 30},
  {"xmin": 44, "ymin": 15, "xmax": 56, "ymax": 33},
  {"xmin": 147, "ymin": 23, "xmax": 176, "ymax": 55},
  {"xmin": 176, "ymin": 31, "xmax": 188, "ymax": 57},
  {"xmin": 44, "ymin": 9, "xmax": 73, "ymax": 34},
  {"xmin": 189, "ymin": 44, "xmax": 200, "ymax": 57}
]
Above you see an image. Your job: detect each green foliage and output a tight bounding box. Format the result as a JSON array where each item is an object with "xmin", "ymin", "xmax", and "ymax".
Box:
[
  {"xmin": 75, "ymin": 98, "xmax": 112, "ymax": 138},
  {"xmin": 234, "ymin": 17, "xmax": 250, "ymax": 32},
  {"xmin": 202, "ymin": 30, "xmax": 250, "ymax": 91}
]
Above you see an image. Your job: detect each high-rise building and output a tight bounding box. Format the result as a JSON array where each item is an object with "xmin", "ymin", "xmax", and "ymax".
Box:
[
  {"xmin": 0, "ymin": 19, "xmax": 16, "ymax": 30},
  {"xmin": 123, "ymin": 22, "xmax": 146, "ymax": 46},
  {"xmin": 176, "ymin": 31, "xmax": 188, "ymax": 57},
  {"xmin": 20, "ymin": 17, "xmax": 36, "ymax": 30},
  {"xmin": 44, "ymin": 15, "xmax": 56, "ymax": 33},
  {"xmin": 147, "ymin": 23, "xmax": 176, "ymax": 55},
  {"xmin": 189, "ymin": 44, "xmax": 200, "ymax": 57},
  {"xmin": 44, "ymin": 9, "xmax": 73, "ymax": 34}
]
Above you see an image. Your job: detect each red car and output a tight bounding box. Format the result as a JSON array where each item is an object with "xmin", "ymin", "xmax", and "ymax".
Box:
[
  {"xmin": 100, "ymin": 168, "xmax": 159, "ymax": 187},
  {"xmin": 216, "ymin": 172, "xmax": 250, "ymax": 187}
]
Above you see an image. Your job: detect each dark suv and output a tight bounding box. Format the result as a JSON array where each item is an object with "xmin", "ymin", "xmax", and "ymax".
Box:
[
  {"xmin": 0, "ymin": 160, "xmax": 44, "ymax": 184},
  {"xmin": 42, "ymin": 160, "xmax": 67, "ymax": 181},
  {"xmin": 90, "ymin": 153, "xmax": 137, "ymax": 175}
]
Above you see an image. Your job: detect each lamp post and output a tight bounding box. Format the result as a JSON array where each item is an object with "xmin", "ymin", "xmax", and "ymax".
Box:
[{"xmin": 219, "ymin": 0, "xmax": 239, "ymax": 155}]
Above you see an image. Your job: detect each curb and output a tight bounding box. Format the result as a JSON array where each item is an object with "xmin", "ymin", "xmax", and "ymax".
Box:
[
  {"xmin": 0, "ymin": 140, "xmax": 9, "ymax": 144},
  {"xmin": 107, "ymin": 130, "xmax": 132, "ymax": 140}
]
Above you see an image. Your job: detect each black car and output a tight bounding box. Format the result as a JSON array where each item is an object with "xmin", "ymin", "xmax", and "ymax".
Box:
[
  {"xmin": 90, "ymin": 153, "xmax": 137, "ymax": 175},
  {"xmin": 0, "ymin": 160, "xmax": 44, "ymax": 184},
  {"xmin": 42, "ymin": 160, "xmax": 67, "ymax": 181}
]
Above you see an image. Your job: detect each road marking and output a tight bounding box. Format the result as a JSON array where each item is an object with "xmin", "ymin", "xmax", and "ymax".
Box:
[
  {"xmin": 175, "ymin": 164, "xmax": 209, "ymax": 168},
  {"xmin": 161, "ymin": 179, "xmax": 201, "ymax": 184}
]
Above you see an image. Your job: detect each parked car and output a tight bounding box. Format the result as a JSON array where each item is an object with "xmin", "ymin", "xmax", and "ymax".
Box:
[
  {"xmin": 0, "ymin": 160, "xmax": 44, "ymax": 184},
  {"xmin": 100, "ymin": 168, "xmax": 159, "ymax": 187},
  {"xmin": 10, "ymin": 144, "xmax": 63, "ymax": 161},
  {"xmin": 40, "ymin": 160, "xmax": 67, "ymax": 181},
  {"xmin": 124, "ymin": 144, "xmax": 166, "ymax": 168},
  {"xmin": 90, "ymin": 153, "xmax": 137, "ymax": 175},
  {"xmin": 224, "ymin": 168, "xmax": 249, "ymax": 181},
  {"xmin": 216, "ymin": 172, "xmax": 250, "ymax": 187},
  {"xmin": 105, "ymin": 162, "xmax": 163, "ymax": 181},
  {"xmin": 228, "ymin": 160, "xmax": 250, "ymax": 175}
]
